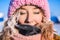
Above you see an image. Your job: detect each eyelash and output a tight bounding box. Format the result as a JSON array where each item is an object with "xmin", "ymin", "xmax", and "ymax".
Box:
[
  {"xmin": 34, "ymin": 12, "xmax": 40, "ymax": 14},
  {"xmin": 20, "ymin": 12, "xmax": 40, "ymax": 15},
  {"xmin": 20, "ymin": 12, "xmax": 26, "ymax": 15}
]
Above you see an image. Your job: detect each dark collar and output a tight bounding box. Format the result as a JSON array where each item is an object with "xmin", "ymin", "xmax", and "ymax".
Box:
[{"xmin": 15, "ymin": 24, "xmax": 41, "ymax": 36}]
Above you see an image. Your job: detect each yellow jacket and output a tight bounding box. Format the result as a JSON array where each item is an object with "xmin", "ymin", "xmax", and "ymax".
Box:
[{"xmin": 53, "ymin": 34, "xmax": 60, "ymax": 40}]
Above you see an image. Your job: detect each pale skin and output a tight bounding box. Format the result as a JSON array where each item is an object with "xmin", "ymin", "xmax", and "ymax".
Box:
[
  {"xmin": 18, "ymin": 6, "xmax": 43, "ymax": 26},
  {"xmin": 11, "ymin": 5, "xmax": 44, "ymax": 40}
]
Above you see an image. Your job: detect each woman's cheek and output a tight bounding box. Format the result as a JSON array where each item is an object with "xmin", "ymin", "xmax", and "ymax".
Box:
[
  {"xmin": 19, "ymin": 17, "xmax": 26, "ymax": 24},
  {"xmin": 34, "ymin": 16, "xmax": 42, "ymax": 23}
]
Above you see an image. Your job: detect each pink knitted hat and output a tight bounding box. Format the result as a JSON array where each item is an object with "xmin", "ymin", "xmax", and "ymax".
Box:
[{"xmin": 8, "ymin": 0, "xmax": 50, "ymax": 20}]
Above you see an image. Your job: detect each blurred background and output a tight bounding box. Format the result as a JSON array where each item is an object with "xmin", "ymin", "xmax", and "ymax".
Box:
[{"xmin": 0, "ymin": 0, "xmax": 60, "ymax": 35}]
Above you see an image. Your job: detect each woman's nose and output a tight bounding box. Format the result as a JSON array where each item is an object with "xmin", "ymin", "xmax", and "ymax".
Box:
[{"xmin": 24, "ymin": 14, "xmax": 33, "ymax": 23}]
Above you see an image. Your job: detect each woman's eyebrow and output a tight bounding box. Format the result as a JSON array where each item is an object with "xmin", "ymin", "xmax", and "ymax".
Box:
[
  {"xmin": 34, "ymin": 7, "xmax": 39, "ymax": 9},
  {"xmin": 20, "ymin": 7, "xmax": 26, "ymax": 10},
  {"xmin": 33, "ymin": 8, "xmax": 40, "ymax": 11}
]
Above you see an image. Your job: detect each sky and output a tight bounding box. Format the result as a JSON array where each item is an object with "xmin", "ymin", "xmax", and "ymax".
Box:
[
  {"xmin": 0, "ymin": 0, "xmax": 10, "ymax": 18},
  {"xmin": 48, "ymin": 0, "xmax": 60, "ymax": 17},
  {"xmin": 0, "ymin": 0, "xmax": 60, "ymax": 35}
]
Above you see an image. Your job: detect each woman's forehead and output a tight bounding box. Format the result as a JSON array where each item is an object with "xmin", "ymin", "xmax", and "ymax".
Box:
[
  {"xmin": 21, "ymin": 5, "xmax": 38, "ymax": 9},
  {"xmin": 18, "ymin": 5, "xmax": 41, "ymax": 11}
]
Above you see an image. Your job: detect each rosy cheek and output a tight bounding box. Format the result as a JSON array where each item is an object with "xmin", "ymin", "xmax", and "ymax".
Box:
[
  {"xmin": 18, "ymin": 17, "xmax": 26, "ymax": 24},
  {"xmin": 34, "ymin": 16, "xmax": 42, "ymax": 23}
]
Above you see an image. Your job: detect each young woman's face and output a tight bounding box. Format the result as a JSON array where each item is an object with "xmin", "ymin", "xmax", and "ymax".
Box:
[{"xmin": 18, "ymin": 5, "xmax": 43, "ymax": 26}]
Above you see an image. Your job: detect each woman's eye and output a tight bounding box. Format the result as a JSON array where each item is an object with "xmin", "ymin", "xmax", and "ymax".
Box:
[
  {"xmin": 20, "ymin": 12, "xmax": 26, "ymax": 15},
  {"xmin": 34, "ymin": 12, "xmax": 40, "ymax": 14}
]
